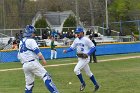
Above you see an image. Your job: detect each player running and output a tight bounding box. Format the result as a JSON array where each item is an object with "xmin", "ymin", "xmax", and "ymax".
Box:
[
  {"xmin": 18, "ymin": 25, "xmax": 59, "ymax": 93},
  {"xmin": 63, "ymin": 27, "xmax": 99, "ymax": 92}
]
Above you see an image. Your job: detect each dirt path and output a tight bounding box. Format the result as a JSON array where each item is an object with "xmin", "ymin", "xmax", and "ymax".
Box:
[{"xmin": 0, "ymin": 55, "xmax": 140, "ymax": 72}]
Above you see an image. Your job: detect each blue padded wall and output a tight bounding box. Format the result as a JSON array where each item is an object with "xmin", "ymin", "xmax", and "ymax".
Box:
[{"xmin": 0, "ymin": 43, "xmax": 140, "ymax": 62}]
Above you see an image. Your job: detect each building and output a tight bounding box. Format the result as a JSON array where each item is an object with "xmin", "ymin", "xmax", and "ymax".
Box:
[{"xmin": 32, "ymin": 10, "xmax": 76, "ymax": 32}]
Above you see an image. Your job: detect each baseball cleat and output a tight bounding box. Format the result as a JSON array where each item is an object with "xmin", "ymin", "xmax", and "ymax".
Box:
[
  {"xmin": 94, "ymin": 85, "xmax": 99, "ymax": 92},
  {"xmin": 80, "ymin": 82, "xmax": 86, "ymax": 91}
]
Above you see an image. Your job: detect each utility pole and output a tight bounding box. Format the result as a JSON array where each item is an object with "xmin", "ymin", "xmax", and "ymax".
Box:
[
  {"xmin": 75, "ymin": 0, "xmax": 80, "ymax": 26},
  {"xmin": 3, "ymin": 0, "xmax": 5, "ymax": 31},
  {"xmin": 89, "ymin": 0, "xmax": 94, "ymax": 26},
  {"xmin": 105, "ymin": 0, "xmax": 109, "ymax": 29},
  {"xmin": 19, "ymin": 0, "xmax": 25, "ymax": 27},
  {"xmin": 138, "ymin": 20, "xmax": 140, "ymax": 40}
]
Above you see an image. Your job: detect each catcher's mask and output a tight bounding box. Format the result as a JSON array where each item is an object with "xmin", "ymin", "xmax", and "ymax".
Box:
[{"xmin": 23, "ymin": 25, "xmax": 36, "ymax": 37}]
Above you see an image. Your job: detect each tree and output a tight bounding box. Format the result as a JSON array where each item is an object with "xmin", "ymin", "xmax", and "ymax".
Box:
[
  {"xmin": 1, "ymin": 0, "xmax": 140, "ymax": 30},
  {"xmin": 34, "ymin": 17, "xmax": 50, "ymax": 35},
  {"xmin": 108, "ymin": 0, "xmax": 140, "ymax": 35},
  {"xmin": 109, "ymin": 0, "xmax": 131, "ymax": 21},
  {"xmin": 62, "ymin": 15, "xmax": 76, "ymax": 32}
]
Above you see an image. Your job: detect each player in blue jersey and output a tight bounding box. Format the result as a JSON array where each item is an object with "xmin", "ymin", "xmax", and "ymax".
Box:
[
  {"xmin": 18, "ymin": 25, "xmax": 59, "ymax": 93},
  {"xmin": 63, "ymin": 27, "xmax": 99, "ymax": 92}
]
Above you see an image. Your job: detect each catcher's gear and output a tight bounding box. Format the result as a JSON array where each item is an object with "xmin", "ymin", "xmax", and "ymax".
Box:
[
  {"xmin": 77, "ymin": 53, "xmax": 88, "ymax": 58},
  {"xmin": 23, "ymin": 25, "xmax": 36, "ymax": 37}
]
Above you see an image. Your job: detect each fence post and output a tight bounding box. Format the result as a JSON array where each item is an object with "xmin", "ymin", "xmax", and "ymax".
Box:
[
  {"xmin": 102, "ymin": 22, "xmax": 105, "ymax": 35},
  {"xmin": 120, "ymin": 20, "xmax": 123, "ymax": 35},
  {"xmin": 10, "ymin": 29, "xmax": 12, "ymax": 37},
  {"xmin": 138, "ymin": 20, "xmax": 140, "ymax": 41}
]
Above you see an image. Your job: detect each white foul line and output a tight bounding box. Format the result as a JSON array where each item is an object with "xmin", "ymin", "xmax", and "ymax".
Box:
[
  {"xmin": 0, "ymin": 63, "xmax": 76, "ymax": 72},
  {"xmin": 99, "ymin": 56, "xmax": 140, "ymax": 62},
  {"xmin": 0, "ymin": 55, "xmax": 140, "ymax": 72}
]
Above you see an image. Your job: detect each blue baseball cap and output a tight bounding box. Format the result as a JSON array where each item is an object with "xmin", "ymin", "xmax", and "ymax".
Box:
[
  {"xmin": 23, "ymin": 25, "xmax": 36, "ymax": 37},
  {"xmin": 75, "ymin": 27, "xmax": 84, "ymax": 34}
]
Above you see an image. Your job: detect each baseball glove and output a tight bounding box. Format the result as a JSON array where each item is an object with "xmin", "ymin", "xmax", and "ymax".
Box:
[{"xmin": 77, "ymin": 53, "xmax": 88, "ymax": 58}]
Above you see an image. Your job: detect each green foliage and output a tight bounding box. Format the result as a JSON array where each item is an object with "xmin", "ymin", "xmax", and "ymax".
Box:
[
  {"xmin": 109, "ymin": 0, "xmax": 140, "ymax": 21},
  {"xmin": 129, "ymin": 0, "xmax": 140, "ymax": 9},
  {"xmin": 34, "ymin": 17, "xmax": 50, "ymax": 35},
  {"xmin": 2, "ymin": 0, "xmax": 140, "ymax": 32},
  {"xmin": 109, "ymin": 0, "xmax": 131, "ymax": 21},
  {"xmin": 0, "ymin": 6, "xmax": 3, "ymax": 28},
  {"xmin": 108, "ymin": 0, "xmax": 140, "ymax": 35},
  {"xmin": 62, "ymin": 15, "xmax": 76, "ymax": 32},
  {"xmin": 34, "ymin": 18, "xmax": 48, "ymax": 28}
]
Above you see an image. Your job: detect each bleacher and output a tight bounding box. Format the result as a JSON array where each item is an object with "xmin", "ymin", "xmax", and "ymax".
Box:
[
  {"xmin": 94, "ymin": 36, "xmax": 118, "ymax": 43},
  {"xmin": 0, "ymin": 37, "xmax": 15, "ymax": 50}
]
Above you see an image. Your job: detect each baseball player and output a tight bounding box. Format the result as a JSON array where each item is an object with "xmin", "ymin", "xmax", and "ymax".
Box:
[
  {"xmin": 63, "ymin": 27, "xmax": 99, "ymax": 92},
  {"xmin": 18, "ymin": 25, "xmax": 59, "ymax": 93},
  {"xmin": 50, "ymin": 37, "xmax": 57, "ymax": 59}
]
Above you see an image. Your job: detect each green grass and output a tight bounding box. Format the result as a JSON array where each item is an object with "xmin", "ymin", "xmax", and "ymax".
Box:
[{"xmin": 0, "ymin": 53, "xmax": 140, "ymax": 93}]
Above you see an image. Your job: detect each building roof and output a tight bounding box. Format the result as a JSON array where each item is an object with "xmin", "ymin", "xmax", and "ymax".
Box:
[
  {"xmin": 44, "ymin": 11, "xmax": 74, "ymax": 27},
  {"xmin": 32, "ymin": 10, "xmax": 75, "ymax": 32}
]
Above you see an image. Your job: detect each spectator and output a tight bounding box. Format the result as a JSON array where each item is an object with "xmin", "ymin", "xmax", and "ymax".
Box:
[
  {"xmin": 131, "ymin": 31, "xmax": 136, "ymax": 41},
  {"xmin": 19, "ymin": 30, "xmax": 23, "ymax": 40},
  {"xmin": 59, "ymin": 33, "xmax": 64, "ymax": 39},
  {"xmin": 63, "ymin": 32, "xmax": 67, "ymax": 38},
  {"xmin": 51, "ymin": 29, "xmax": 57, "ymax": 37},
  {"xmin": 12, "ymin": 40, "xmax": 18, "ymax": 49},
  {"xmin": 89, "ymin": 35, "xmax": 97, "ymax": 63},
  {"xmin": 50, "ymin": 37, "xmax": 57, "ymax": 59},
  {"xmin": 42, "ymin": 31, "xmax": 48, "ymax": 39},
  {"xmin": 7, "ymin": 38, "xmax": 13, "ymax": 45},
  {"xmin": 67, "ymin": 32, "xmax": 74, "ymax": 39},
  {"xmin": 86, "ymin": 29, "xmax": 91, "ymax": 35},
  {"xmin": 15, "ymin": 33, "xmax": 20, "ymax": 44},
  {"xmin": 93, "ymin": 31, "xmax": 99, "ymax": 37},
  {"xmin": 106, "ymin": 27, "xmax": 111, "ymax": 36}
]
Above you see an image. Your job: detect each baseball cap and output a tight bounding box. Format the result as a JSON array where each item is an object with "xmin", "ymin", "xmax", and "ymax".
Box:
[{"xmin": 75, "ymin": 27, "xmax": 84, "ymax": 34}]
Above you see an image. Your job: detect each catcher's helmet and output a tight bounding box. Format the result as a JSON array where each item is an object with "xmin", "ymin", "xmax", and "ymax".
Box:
[
  {"xmin": 75, "ymin": 27, "xmax": 84, "ymax": 34},
  {"xmin": 23, "ymin": 25, "xmax": 36, "ymax": 37}
]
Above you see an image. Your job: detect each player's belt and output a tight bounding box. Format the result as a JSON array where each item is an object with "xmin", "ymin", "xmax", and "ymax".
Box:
[
  {"xmin": 22, "ymin": 59, "xmax": 35, "ymax": 65},
  {"xmin": 28, "ymin": 59, "xmax": 35, "ymax": 62}
]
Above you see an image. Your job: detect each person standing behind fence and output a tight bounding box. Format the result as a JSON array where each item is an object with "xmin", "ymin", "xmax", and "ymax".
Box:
[
  {"xmin": 89, "ymin": 35, "xmax": 97, "ymax": 63},
  {"xmin": 131, "ymin": 31, "xmax": 136, "ymax": 41},
  {"xmin": 18, "ymin": 25, "xmax": 59, "ymax": 93},
  {"xmin": 50, "ymin": 37, "xmax": 57, "ymax": 59},
  {"xmin": 12, "ymin": 40, "xmax": 18, "ymax": 49}
]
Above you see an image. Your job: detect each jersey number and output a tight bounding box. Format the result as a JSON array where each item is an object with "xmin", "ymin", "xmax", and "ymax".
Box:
[{"xmin": 20, "ymin": 44, "xmax": 27, "ymax": 53}]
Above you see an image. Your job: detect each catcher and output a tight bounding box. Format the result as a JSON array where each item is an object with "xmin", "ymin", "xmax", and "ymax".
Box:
[
  {"xmin": 18, "ymin": 25, "xmax": 59, "ymax": 93},
  {"xmin": 63, "ymin": 27, "xmax": 99, "ymax": 92}
]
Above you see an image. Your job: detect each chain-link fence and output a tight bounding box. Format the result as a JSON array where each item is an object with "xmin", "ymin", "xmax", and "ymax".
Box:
[
  {"xmin": 0, "ymin": 26, "xmax": 137, "ymax": 63},
  {"xmin": 110, "ymin": 20, "xmax": 140, "ymax": 40},
  {"xmin": 0, "ymin": 26, "xmax": 136, "ymax": 49}
]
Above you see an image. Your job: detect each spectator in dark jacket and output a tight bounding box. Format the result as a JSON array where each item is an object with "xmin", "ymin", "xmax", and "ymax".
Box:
[{"xmin": 89, "ymin": 35, "xmax": 97, "ymax": 63}]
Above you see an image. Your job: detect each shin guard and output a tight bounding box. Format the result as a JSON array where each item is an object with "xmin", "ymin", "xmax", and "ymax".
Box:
[
  {"xmin": 43, "ymin": 73, "xmax": 59, "ymax": 93},
  {"xmin": 45, "ymin": 79, "xmax": 59, "ymax": 93}
]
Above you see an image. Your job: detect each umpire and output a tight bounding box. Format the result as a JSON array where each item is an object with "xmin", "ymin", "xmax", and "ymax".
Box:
[{"xmin": 89, "ymin": 35, "xmax": 97, "ymax": 63}]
